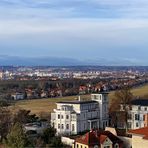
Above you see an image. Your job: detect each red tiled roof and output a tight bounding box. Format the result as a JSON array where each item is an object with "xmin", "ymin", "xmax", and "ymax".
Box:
[
  {"xmin": 76, "ymin": 131, "xmax": 99, "ymax": 146},
  {"xmin": 75, "ymin": 130, "xmax": 123, "ymax": 146},
  {"xmin": 100, "ymin": 135, "xmax": 108, "ymax": 144},
  {"xmin": 129, "ymin": 127, "xmax": 148, "ymax": 140},
  {"xmin": 100, "ymin": 131, "xmax": 122, "ymax": 145},
  {"xmin": 79, "ymin": 86, "xmax": 87, "ymax": 90}
]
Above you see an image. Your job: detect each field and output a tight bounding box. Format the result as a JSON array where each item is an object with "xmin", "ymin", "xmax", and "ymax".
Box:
[
  {"xmin": 13, "ymin": 84, "xmax": 148, "ymax": 115},
  {"xmin": 12, "ymin": 95, "xmax": 91, "ymax": 115}
]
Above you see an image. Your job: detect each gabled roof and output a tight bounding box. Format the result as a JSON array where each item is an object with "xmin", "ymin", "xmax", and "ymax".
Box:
[
  {"xmin": 100, "ymin": 135, "xmax": 108, "ymax": 144},
  {"xmin": 129, "ymin": 127, "xmax": 148, "ymax": 140},
  {"xmin": 75, "ymin": 130, "xmax": 123, "ymax": 146},
  {"xmin": 99, "ymin": 131, "xmax": 123, "ymax": 145},
  {"xmin": 76, "ymin": 131, "xmax": 99, "ymax": 146}
]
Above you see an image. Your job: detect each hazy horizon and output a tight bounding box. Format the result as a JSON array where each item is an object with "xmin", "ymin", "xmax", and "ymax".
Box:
[{"xmin": 0, "ymin": 0, "xmax": 148, "ymax": 65}]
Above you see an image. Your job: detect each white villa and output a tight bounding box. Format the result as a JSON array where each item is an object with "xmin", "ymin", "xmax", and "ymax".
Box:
[
  {"xmin": 51, "ymin": 92, "xmax": 109, "ymax": 135},
  {"xmin": 120, "ymin": 99, "xmax": 148, "ymax": 129}
]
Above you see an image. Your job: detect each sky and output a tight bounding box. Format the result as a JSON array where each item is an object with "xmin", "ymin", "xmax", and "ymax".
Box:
[{"xmin": 0, "ymin": 0, "xmax": 148, "ymax": 65}]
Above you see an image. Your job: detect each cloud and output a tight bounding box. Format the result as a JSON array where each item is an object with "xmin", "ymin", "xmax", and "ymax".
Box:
[
  {"xmin": 0, "ymin": 0, "xmax": 148, "ymax": 19},
  {"xmin": 0, "ymin": 0, "xmax": 148, "ymax": 64},
  {"xmin": 0, "ymin": 18, "xmax": 148, "ymax": 36}
]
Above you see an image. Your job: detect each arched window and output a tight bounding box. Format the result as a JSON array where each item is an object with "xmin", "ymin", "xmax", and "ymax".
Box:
[
  {"xmin": 66, "ymin": 124, "xmax": 69, "ymax": 129},
  {"xmin": 66, "ymin": 115, "xmax": 69, "ymax": 119},
  {"xmin": 114, "ymin": 143, "xmax": 119, "ymax": 148},
  {"xmin": 72, "ymin": 124, "xmax": 75, "ymax": 131}
]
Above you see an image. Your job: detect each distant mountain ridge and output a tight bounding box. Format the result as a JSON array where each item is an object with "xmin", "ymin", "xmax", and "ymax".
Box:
[
  {"xmin": 0, "ymin": 55, "xmax": 85, "ymax": 66},
  {"xmin": 0, "ymin": 55, "xmax": 143, "ymax": 66}
]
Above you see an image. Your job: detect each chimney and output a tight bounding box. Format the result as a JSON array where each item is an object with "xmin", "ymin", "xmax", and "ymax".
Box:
[{"xmin": 78, "ymin": 96, "xmax": 81, "ymax": 101}]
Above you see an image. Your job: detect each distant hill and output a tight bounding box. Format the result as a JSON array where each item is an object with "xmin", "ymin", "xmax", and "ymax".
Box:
[
  {"xmin": 0, "ymin": 55, "xmax": 85, "ymax": 66},
  {"xmin": 0, "ymin": 55, "xmax": 142, "ymax": 66}
]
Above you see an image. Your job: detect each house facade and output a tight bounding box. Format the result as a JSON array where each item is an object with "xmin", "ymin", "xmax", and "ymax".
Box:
[{"xmin": 51, "ymin": 92, "xmax": 109, "ymax": 135}]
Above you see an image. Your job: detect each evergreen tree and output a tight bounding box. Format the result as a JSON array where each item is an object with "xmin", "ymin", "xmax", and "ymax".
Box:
[
  {"xmin": 42, "ymin": 126, "xmax": 56, "ymax": 144},
  {"xmin": 5, "ymin": 122, "xmax": 32, "ymax": 148}
]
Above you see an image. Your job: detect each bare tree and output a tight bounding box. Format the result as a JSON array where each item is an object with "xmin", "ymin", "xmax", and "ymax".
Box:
[
  {"xmin": 109, "ymin": 86, "xmax": 133, "ymax": 131},
  {"xmin": 114, "ymin": 86, "xmax": 133, "ymax": 132}
]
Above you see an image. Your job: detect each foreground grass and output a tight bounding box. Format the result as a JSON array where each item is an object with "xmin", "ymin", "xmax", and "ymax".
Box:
[{"xmin": 13, "ymin": 84, "xmax": 148, "ymax": 115}]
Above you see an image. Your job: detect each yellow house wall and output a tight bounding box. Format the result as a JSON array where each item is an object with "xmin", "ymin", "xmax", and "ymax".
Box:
[
  {"xmin": 144, "ymin": 114, "xmax": 148, "ymax": 127},
  {"xmin": 132, "ymin": 135, "xmax": 148, "ymax": 148},
  {"xmin": 73, "ymin": 142, "xmax": 89, "ymax": 148}
]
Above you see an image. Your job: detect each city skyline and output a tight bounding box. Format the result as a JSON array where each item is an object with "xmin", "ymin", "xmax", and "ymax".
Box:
[{"xmin": 0, "ymin": 0, "xmax": 148, "ymax": 65}]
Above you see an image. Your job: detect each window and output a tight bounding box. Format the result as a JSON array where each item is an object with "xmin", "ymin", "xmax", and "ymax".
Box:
[
  {"xmin": 81, "ymin": 145, "xmax": 82, "ymax": 148},
  {"xmin": 66, "ymin": 124, "xmax": 69, "ymax": 130},
  {"xmin": 114, "ymin": 144, "xmax": 119, "ymax": 148},
  {"xmin": 138, "ymin": 106, "xmax": 141, "ymax": 110},
  {"xmin": 58, "ymin": 114, "xmax": 60, "ymax": 119},
  {"xmin": 143, "ymin": 115, "xmax": 145, "ymax": 121},
  {"xmin": 135, "ymin": 114, "xmax": 139, "ymax": 120},
  {"xmin": 72, "ymin": 124, "xmax": 75, "ymax": 131},
  {"xmin": 104, "ymin": 146, "xmax": 110, "ymax": 148},
  {"xmin": 61, "ymin": 124, "xmax": 64, "ymax": 129},
  {"xmin": 128, "ymin": 114, "xmax": 132, "ymax": 119},
  {"xmin": 58, "ymin": 124, "xmax": 60, "ymax": 129},
  {"xmin": 66, "ymin": 115, "xmax": 69, "ymax": 119},
  {"xmin": 94, "ymin": 95, "xmax": 97, "ymax": 100},
  {"xmin": 104, "ymin": 96, "xmax": 106, "ymax": 101},
  {"xmin": 145, "ymin": 107, "xmax": 147, "ymax": 111},
  {"xmin": 136, "ymin": 122, "xmax": 139, "ymax": 127},
  {"xmin": 84, "ymin": 113, "xmax": 85, "ymax": 118},
  {"xmin": 61, "ymin": 115, "xmax": 64, "ymax": 119},
  {"xmin": 103, "ymin": 122, "xmax": 106, "ymax": 129},
  {"xmin": 104, "ymin": 106, "xmax": 106, "ymax": 112},
  {"xmin": 128, "ymin": 122, "xmax": 131, "ymax": 129},
  {"xmin": 77, "ymin": 144, "xmax": 79, "ymax": 148}
]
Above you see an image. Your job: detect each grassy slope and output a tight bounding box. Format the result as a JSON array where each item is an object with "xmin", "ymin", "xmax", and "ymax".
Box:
[
  {"xmin": 12, "ymin": 95, "xmax": 90, "ymax": 114},
  {"xmin": 13, "ymin": 84, "xmax": 148, "ymax": 115}
]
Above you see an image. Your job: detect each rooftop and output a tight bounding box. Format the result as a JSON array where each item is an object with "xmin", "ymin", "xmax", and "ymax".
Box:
[
  {"xmin": 92, "ymin": 92, "xmax": 109, "ymax": 94},
  {"xmin": 129, "ymin": 127, "xmax": 148, "ymax": 140},
  {"xmin": 75, "ymin": 130, "xmax": 123, "ymax": 146},
  {"xmin": 57, "ymin": 100, "xmax": 97, "ymax": 105},
  {"xmin": 131, "ymin": 99, "xmax": 148, "ymax": 106}
]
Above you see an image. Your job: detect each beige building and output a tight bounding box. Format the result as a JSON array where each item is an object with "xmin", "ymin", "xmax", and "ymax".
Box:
[{"xmin": 129, "ymin": 127, "xmax": 148, "ymax": 148}]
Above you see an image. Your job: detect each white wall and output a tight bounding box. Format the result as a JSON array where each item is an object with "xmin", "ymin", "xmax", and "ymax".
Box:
[{"xmin": 61, "ymin": 136, "xmax": 75, "ymax": 146}]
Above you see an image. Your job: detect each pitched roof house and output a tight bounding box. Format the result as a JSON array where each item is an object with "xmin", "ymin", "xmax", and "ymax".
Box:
[
  {"xmin": 73, "ymin": 130, "xmax": 123, "ymax": 148},
  {"xmin": 128, "ymin": 127, "xmax": 148, "ymax": 148}
]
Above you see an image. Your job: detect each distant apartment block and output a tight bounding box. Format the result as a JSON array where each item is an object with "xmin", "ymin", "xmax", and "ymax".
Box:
[{"xmin": 51, "ymin": 92, "xmax": 109, "ymax": 135}]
